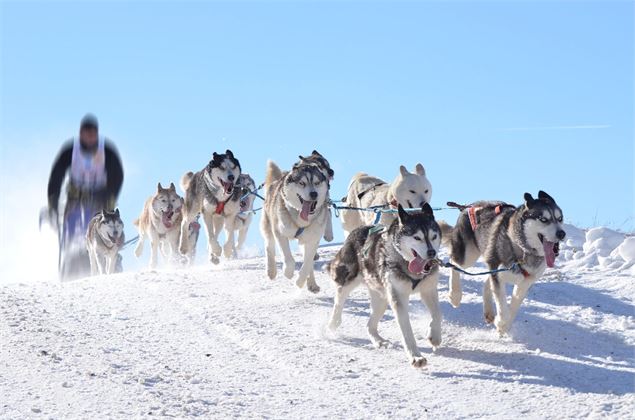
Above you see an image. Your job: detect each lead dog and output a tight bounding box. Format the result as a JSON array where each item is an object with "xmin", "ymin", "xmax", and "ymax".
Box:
[
  {"xmin": 179, "ymin": 150, "xmax": 242, "ymax": 264},
  {"xmin": 86, "ymin": 208, "xmax": 125, "ymax": 275},
  {"xmin": 260, "ymin": 159, "xmax": 329, "ymax": 293},
  {"xmin": 328, "ymin": 204, "xmax": 442, "ymax": 368},
  {"xmin": 340, "ymin": 164, "xmax": 432, "ymax": 237},
  {"xmin": 440, "ymin": 191, "xmax": 566, "ymax": 335},
  {"xmin": 134, "ymin": 182, "xmax": 184, "ymax": 268}
]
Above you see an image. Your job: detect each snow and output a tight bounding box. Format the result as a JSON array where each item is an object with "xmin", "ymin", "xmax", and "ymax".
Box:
[{"xmin": 1, "ymin": 227, "xmax": 634, "ymax": 418}]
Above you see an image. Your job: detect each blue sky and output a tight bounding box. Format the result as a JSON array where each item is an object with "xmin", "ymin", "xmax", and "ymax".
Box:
[{"xmin": 1, "ymin": 1, "xmax": 633, "ymax": 271}]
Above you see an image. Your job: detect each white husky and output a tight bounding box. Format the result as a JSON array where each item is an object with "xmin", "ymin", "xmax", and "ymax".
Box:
[{"xmin": 340, "ymin": 164, "xmax": 432, "ymax": 237}]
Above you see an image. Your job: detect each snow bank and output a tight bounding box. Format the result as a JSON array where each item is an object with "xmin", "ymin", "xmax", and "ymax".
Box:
[{"xmin": 560, "ymin": 224, "xmax": 634, "ymax": 273}]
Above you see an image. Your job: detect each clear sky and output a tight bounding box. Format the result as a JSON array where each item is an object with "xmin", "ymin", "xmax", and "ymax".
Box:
[{"xmin": 1, "ymin": 1, "xmax": 633, "ymax": 275}]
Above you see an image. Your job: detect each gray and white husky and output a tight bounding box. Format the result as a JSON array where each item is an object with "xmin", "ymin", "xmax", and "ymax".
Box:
[
  {"xmin": 328, "ymin": 203, "xmax": 442, "ymax": 368},
  {"xmin": 134, "ymin": 182, "xmax": 184, "ymax": 268},
  {"xmin": 86, "ymin": 208, "xmax": 125, "ymax": 275},
  {"xmin": 179, "ymin": 150, "xmax": 242, "ymax": 264},
  {"xmin": 260, "ymin": 159, "xmax": 329, "ymax": 293},
  {"xmin": 294, "ymin": 150, "xmax": 335, "ymax": 243},
  {"xmin": 232, "ymin": 173, "xmax": 257, "ymax": 255},
  {"xmin": 440, "ymin": 191, "xmax": 566, "ymax": 335},
  {"xmin": 340, "ymin": 164, "xmax": 432, "ymax": 237}
]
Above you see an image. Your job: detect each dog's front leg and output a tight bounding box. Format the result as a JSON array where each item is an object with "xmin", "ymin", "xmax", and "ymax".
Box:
[
  {"xmin": 202, "ymin": 212, "xmax": 221, "ymax": 264},
  {"xmin": 449, "ymin": 268, "xmax": 462, "ymax": 308},
  {"xmin": 490, "ymin": 273, "xmax": 511, "ymax": 335},
  {"xmin": 95, "ymin": 252, "xmax": 106, "ymax": 275},
  {"xmin": 507, "ymin": 278, "xmax": 535, "ymax": 327},
  {"xmin": 297, "ymin": 239, "xmax": 320, "ymax": 293},
  {"xmin": 235, "ymin": 222, "xmax": 249, "ymax": 253},
  {"xmin": 329, "ymin": 277, "xmax": 361, "ymax": 331},
  {"xmin": 388, "ymin": 281, "xmax": 426, "ymax": 367},
  {"xmin": 323, "ymin": 208, "xmax": 334, "ymax": 242},
  {"xmin": 222, "ymin": 215, "xmax": 237, "ymax": 259},
  {"xmin": 420, "ymin": 276, "xmax": 442, "ymax": 349},
  {"xmin": 149, "ymin": 238, "xmax": 159, "ymax": 269},
  {"xmin": 367, "ymin": 287, "xmax": 389, "ymax": 348},
  {"xmin": 88, "ymin": 246, "xmax": 98, "ymax": 276},
  {"xmin": 276, "ymin": 234, "xmax": 295, "ymax": 280},
  {"xmin": 106, "ymin": 252, "xmax": 117, "ymax": 274}
]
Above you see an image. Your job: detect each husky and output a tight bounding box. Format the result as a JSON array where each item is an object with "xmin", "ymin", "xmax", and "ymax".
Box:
[
  {"xmin": 232, "ymin": 173, "xmax": 257, "ymax": 255},
  {"xmin": 133, "ymin": 182, "xmax": 185, "ymax": 268},
  {"xmin": 328, "ymin": 204, "xmax": 442, "ymax": 368},
  {"xmin": 440, "ymin": 191, "xmax": 566, "ymax": 335},
  {"xmin": 86, "ymin": 208, "xmax": 125, "ymax": 275},
  {"xmin": 260, "ymin": 159, "xmax": 329, "ymax": 293},
  {"xmin": 179, "ymin": 150, "xmax": 242, "ymax": 264},
  {"xmin": 340, "ymin": 164, "xmax": 432, "ymax": 237},
  {"xmin": 294, "ymin": 150, "xmax": 335, "ymax": 243}
]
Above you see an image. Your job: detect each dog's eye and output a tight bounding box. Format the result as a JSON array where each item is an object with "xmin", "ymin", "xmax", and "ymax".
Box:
[
  {"xmin": 431, "ymin": 234, "xmax": 437, "ymax": 241},
  {"xmin": 557, "ymin": 217, "xmax": 563, "ymax": 222},
  {"xmin": 413, "ymin": 236, "xmax": 422, "ymax": 241},
  {"xmin": 539, "ymin": 217, "xmax": 549, "ymax": 223},
  {"xmin": 314, "ymin": 180, "xmax": 321, "ymax": 186},
  {"xmin": 299, "ymin": 181, "xmax": 306, "ymax": 187},
  {"xmin": 410, "ymin": 190, "xmax": 416, "ymax": 194},
  {"xmin": 425, "ymin": 190, "xmax": 429, "ymax": 194}
]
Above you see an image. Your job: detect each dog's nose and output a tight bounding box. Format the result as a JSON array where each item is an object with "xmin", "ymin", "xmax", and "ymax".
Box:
[
  {"xmin": 419, "ymin": 201, "xmax": 426, "ymax": 207},
  {"xmin": 556, "ymin": 230, "xmax": 566, "ymax": 240},
  {"xmin": 309, "ymin": 191, "xmax": 318, "ymax": 200},
  {"xmin": 427, "ymin": 249, "xmax": 436, "ymax": 258},
  {"xmin": 227, "ymin": 174, "xmax": 235, "ymax": 182}
]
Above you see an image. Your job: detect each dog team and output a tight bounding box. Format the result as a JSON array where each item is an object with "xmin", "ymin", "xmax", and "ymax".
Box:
[{"xmin": 86, "ymin": 148, "xmax": 566, "ymax": 367}]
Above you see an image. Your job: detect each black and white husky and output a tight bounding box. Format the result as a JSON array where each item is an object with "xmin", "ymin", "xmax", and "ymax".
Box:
[
  {"xmin": 179, "ymin": 150, "xmax": 242, "ymax": 264},
  {"xmin": 260, "ymin": 159, "xmax": 330, "ymax": 293},
  {"xmin": 86, "ymin": 208, "xmax": 125, "ymax": 275},
  {"xmin": 328, "ymin": 204, "xmax": 442, "ymax": 368},
  {"xmin": 440, "ymin": 191, "xmax": 566, "ymax": 335}
]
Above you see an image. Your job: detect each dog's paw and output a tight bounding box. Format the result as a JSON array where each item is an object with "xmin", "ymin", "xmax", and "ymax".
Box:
[
  {"xmin": 449, "ymin": 290, "xmax": 462, "ymax": 308},
  {"xmin": 494, "ymin": 315, "xmax": 510, "ymax": 335},
  {"xmin": 324, "ymin": 233, "xmax": 334, "ymax": 242},
  {"xmin": 328, "ymin": 317, "xmax": 341, "ymax": 331},
  {"xmin": 484, "ymin": 312, "xmax": 495, "ymax": 324},
  {"xmin": 210, "ymin": 254, "xmax": 220, "ymax": 265},
  {"xmin": 295, "ymin": 276, "xmax": 307, "ymax": 288},
  {"xmin": 410, "ymin": 356, "xmax": 427, "ymax": 368},
  {"xmin": 307, "ymin": 283, "xmax": 320, "ymax": 294},
  {"xmin": 371, "ymin": 338, "xmax": 390, "ymax": 349},
  {"xmin": 223, "ymin": 244, "xmax": 235, "ymax": 259},
  {"xmin": 267, "ymin": 265, "xmax": 277, "ymax": 280},
  {"xmin": 313, "ymin": 252, "xmax": 320, "ymax": 261},
  {"xmin": 428, "ymin": 333, "xmax": 442, "ymax": 349},
  {"xmin": 284, "ymin": 262, "xmax": 295, "ymax": 279}
]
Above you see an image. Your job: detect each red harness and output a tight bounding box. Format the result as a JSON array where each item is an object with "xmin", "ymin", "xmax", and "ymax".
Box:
[
  {"xmin": 467, "ymin": 205, "xmax": 506, "ymax": 230},
  {"xmin": 215, "ymin": 200, "xmax": 227, "ymax": 215}
]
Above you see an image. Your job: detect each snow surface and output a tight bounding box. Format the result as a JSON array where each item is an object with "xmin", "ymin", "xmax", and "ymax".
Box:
[{"xmin": 1, "ymin": 227, "xmax": 634, "ymax": 418}]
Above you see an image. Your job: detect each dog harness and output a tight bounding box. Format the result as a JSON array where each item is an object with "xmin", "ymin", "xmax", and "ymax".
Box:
[{"xmin": 356, "ymin": 182, "xmax": 386, "ymax": 201}]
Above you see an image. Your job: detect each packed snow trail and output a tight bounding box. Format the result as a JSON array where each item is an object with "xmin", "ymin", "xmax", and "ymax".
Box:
[{"xmin": 1, "ymin": 239, "xmax": 634, "ymax": 418}]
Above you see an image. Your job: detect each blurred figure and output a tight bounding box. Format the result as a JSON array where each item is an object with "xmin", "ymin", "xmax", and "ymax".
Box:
[{"xmin": 46, "ymin": 114, "xmax": 124, "ymax": 280}]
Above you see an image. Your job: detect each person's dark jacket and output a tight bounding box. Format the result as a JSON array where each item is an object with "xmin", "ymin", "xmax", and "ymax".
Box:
[{"xmin": 47, "ymin": 139, "xmax": 124, "ymax": 212}]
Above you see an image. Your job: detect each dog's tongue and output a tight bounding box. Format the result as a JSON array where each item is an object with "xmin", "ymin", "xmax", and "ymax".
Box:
[
  {"xmin": 300, "ymin": 201, "xmax": 312, "ymax": 221},
  {"xmin": 408, "ymin": 256, "xmax": 426, "ymax": 274},
  {"xmin": 543, "ymin": 240, "xmax": 556, "ymax": 268},
  {"xmin": 162, "ymin": 212, "xmax": 173, "ymax": 228}
]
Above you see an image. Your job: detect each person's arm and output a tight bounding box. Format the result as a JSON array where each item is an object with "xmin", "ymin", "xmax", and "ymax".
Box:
[
  {"xmin": 47, "ymin": 141, "xmax": 73, "ymax": 212},
  {"xmin": 104, "ymin": 140, "xmax": 124, "ymax": 209}
]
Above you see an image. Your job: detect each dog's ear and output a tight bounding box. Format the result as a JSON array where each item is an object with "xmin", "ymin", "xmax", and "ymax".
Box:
[
  {"xmin": 114, "ymin": 208, "xmax": 120, "ymax": 217},
  {"xmin": 312, "ymin": 150, "xmax": 321, "ymax": 156},
  {"xmin": 169, "ymin": 182, "xmax": 176, "ymax": 191},
  {"xmin": 524, "ymin": 192, "xmax": 535, "ymax": 208},
  {"xmin": 298, "ymin": 155, "xmax": 306, "ymax": 161},
  {"xmin": 399, "ymin": 165, "xmax": 409, "ymax": 177},
  {"xmin": 415, "ymin": 163, "xmax": 426, "ymax": 176},
  {"xmin": 421, "ymin": 202, "xmax": 434, "ymax": 219},
  {"xmin": 397, "ymin": 204, "xmax": 409, "ymax": 225},
  {"xmin": 157, "ymin": 182, "xmax": 163, "ymax": 192},
  {"xmin": 225, "ymin": 149, "xmax": 234, "ymax": 158},
  {"xmin": 538, "ymin": 190, "xmax": 555, "ymax": 203}
]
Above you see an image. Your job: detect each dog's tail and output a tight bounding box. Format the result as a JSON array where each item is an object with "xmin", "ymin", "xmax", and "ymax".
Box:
[
  {"xmin": 437, "ymin": 220, "xmax": 454, "ymax": 247},
  {"xmin": 265, "ymin": 160, "xmax": 283, "ymax": 187},
  {"xmin": 181, "ymin": 171, "xmax": 195, "ymax": 192}
]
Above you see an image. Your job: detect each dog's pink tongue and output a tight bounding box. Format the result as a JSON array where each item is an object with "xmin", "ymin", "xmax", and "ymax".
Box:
[
  {"xmin": 543, "ymin": 240, "xmax": 556, "ymax": 268},
  {"xmin": 408, "ymin": 256, "xmax": 426, "ymax": 274},
  {"xmin": 300, "ymin": 201, "xmax": 312, "ymax": 221},
  {"xmin": 162, "ymin": 213, "xmax": 173, "ymax": 228}
]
